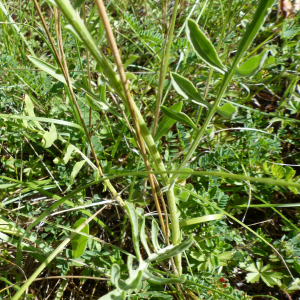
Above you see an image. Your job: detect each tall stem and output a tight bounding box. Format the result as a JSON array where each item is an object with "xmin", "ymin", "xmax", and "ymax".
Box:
[
  {"xmin": 53, "ymin": 0, "xmax": 182, "ymax": 274},
  {"xmin": 152, "ymin": 0, "xmax": 179, "ymax": 135}
]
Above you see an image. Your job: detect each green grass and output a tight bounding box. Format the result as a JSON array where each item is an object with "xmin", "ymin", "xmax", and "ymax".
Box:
[{"xmin": 1, "ymin": 0, "xmax": 300, "ymax": 299}]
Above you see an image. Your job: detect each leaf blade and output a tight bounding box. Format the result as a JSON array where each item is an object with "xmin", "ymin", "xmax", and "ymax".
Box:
[{"xmin": 186, "ymin": 19, "xmax": 226, "ymax": 74}]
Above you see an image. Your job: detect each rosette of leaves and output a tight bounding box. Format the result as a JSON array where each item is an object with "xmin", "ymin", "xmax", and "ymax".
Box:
[{"xmin": 99, "ymin": 203, "xmax": 194, "ymax": 300}]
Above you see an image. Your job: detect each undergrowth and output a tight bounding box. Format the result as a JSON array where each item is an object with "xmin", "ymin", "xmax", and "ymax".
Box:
[{"xmin": 1, "ymin": 0, "xmax": 300, "ymax": 299}]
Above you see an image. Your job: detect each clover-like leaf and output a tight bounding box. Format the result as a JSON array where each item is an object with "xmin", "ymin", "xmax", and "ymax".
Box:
[
  {"xmin": 245, "ymin": 259, "xmax": 282, "ymax": 287},
  {"xmin": 235, "ymin": 49, "xmax": 269, "ymax": 77},
  {"xmin": 186, "ymin": 19, "xmax": 226, "ymax": 74}
]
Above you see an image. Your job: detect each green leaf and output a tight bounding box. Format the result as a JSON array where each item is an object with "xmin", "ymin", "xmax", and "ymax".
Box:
[
  {"xmin": 68, "ymin": 160, "xmax": 86, "ymax": 189},
  {"xmin": 147, "ymin": 235, "xmax": 194, "ymax": 263},
  {"xmin": 71, "ymin": 218, "xmax": 89, "ymax": 259},
  {"xmin": 41, "ymin": 123, "xmax": 58, "ymax": 148},
  {"xmin": 151, "ymin": 219, "xmax": 161, "ymax": 252},
  {"xmin": 154, "ymin": 102, "xmax": 183, "ymax": 142},
  {"xmin": 24, "ymin": 94, "xmax": 44, "ymax": 131},
  {"xmin": 235, "ymin": 49, "xmax": 269, "ymax": 77},
  {"xmin": 294, "ymin": 260, "xmax": 300, "ymax": 275},
  {"xmin": 86, "ymin": 94, "xmax": 108, "ymax": 111},
  {"xmin": 111, "ymin": 264, "xmax": 121, "ymax": 288},
  {"xmin": 245, "ymin": 259, "xmax": 282, "ymax": 287},
  {"xmin": 28, "ymin": 56, "xmax": 120, "ymax": 119},
  {"xmin": 143, "ymin": 269, "xmax": 187, "ymax": 285},
  {"xmin": 0, "ymin": 113, "xmax": 84, "ymax": 132},
  {"xmin": 125, "ymin": 203, "xmax": 141, "ymax": 261},
  {"xmin": 74, "ymin": 0, "xmax": 85, "ymax": 8},
  {"xmin": 216, "ymin": 103, "xmax": 238, "ymax": 119},
  {"xmin": 123, "ymin": 55, "xmax": 139, "ymax": 69},
  {"xmin": 53, "ymin": 144, "xmax": 74, "ymax": 165},
  {"xmin": 232, "ymin": 0, "xmax": 276, "ymax": 67},
  {"xmin": 170, "ymin": 73, "xmax": 209, "ymax": 107},
  {"xmin": 186, "ymin": 19, "xmax": 226, "ymax": 74},
  {"xmin": 136, "ymin": 208, "xmax": 152, "ymax": 257},
  {"xmin": 161, "ymin": 106, "xmax": 198, "ymax": 131},
  {"xmin": 179, "ymin": 214, "xmax": 223, "ymax": 227}
]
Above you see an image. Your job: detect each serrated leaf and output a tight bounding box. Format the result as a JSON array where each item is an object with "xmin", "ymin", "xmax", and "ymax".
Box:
[
  {"xmin": 235, "ymin": 49, "xmax": 269, "ymax": 77},
  {"xmin": 245, "ymin": 259, "xmax": 282, "ymax": 287},
  {"xmin": 211, "ymin": 253, "xmax": 220, "ymax": 266},
  {"xmin": 71, "ymin": 218, "xmax": 89, "ymax": 259},
  {"xmin": 161, "ymin": 106, "xmax": 198, "ymax": 131},
  {"xmin": 216, "ymin": 103, "xmax": 238, "ymax": 119},
  {"xmin": 41, "ymin": 123, "xmax": 58, "ymax": 148},
  {"xmin": 170, "ymin": 73, "xmax": 209, "ymax": 107},
  {"xmin": 154, "ymin": 102, "xmax": 182, "ymax": 142},
  {"xmin": 186, "ymin": 19, "xmax": 226, "ymax": 74},
  {"xmin": 285, "ymin": 167, "xmax": 296, "ymax": 180}
]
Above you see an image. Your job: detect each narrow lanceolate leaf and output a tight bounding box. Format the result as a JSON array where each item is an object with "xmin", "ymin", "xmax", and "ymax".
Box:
[
  {"xmin": 179, "ymin": 214, "xmax": 223, "ymax": 227},
  {"xmin": 216, "ymin": 103, "xmax": 238, "ymax": 120},
  {"xmin": 161, "ymin": 106, "xmax": 198, "ymax": 131},
  {"xmin": 71, "ymin": 218, "xmax": 89, "ymax": 259},
  {"xmin": 233, "ymin": 0, "xmax": 276, "ymax": 67},
  {"xmin": 154, "ymin": 102, "xmax": 183, "ymax": 142},
  {"xmin": 186, "ymin": 19, "xmax": 226, "ymax": 74},
  {"xmin": 24, "ymin": 94, "xmax": 44, "ymax": 131},
  {"xmin": 235, "ymin": 49, "xmax": 269, "ymax": 77},
  {"xmin": 86, "ymin": 94, "xmax": 108, "ymax": 111},
  {"xmin": 41, "ymin": 123, "xmax": 58, "ymax": 148},
  {"xmin": 125, "ymin": 203, "xmax": 141, "ymax": 262},
  {"xmin": 147, "ymin": 235, "xmax": 194, "ymax": 263},
  {"xmin": 170, "ymin": 73, "xmax": 209, "ymax": 107},
  {"xmin": 68, "ymin": 160, "xmax": 86, "ymax": 188}
]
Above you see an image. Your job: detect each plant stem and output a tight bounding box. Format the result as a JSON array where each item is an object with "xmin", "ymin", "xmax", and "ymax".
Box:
[
  {"xmin": 54, "ymin": 0, "xmax": 181, "ymax": 274},
  {"xmin": 94, "ymin": 0, "xmax": 168, "ymax": 243},
  {"xmin": 152, "ymin": 0, "xmax": 179, "ymax": 135}
]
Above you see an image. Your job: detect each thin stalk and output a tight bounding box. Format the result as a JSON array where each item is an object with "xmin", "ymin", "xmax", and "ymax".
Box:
[
  {"xmin": 170, "ymin": 0, "xmax": 275, "ymax": 183},
  {"xmin": 82, "ymin": 3, "xmax": 92, "ymax": 130},
  {"xmin": 54, "ymin": 0, "xmax": 181, "ymax": 274},
  {"xmin": 94, "ymin": 0, "xmax": 168, "ymax": 244},
  {"xmin": 152, "ymin": 0, "xmax": 180, "ymax": 135},
  {"xmin": 170, "ymin": 68, "xmax": 235, "ymax": 183},
  {"xmin": 32, "ymin": 0, "xmax": 125, "ymax": 209}
]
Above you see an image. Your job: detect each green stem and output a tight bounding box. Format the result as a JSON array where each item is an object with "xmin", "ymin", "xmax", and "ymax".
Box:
[
  {"xmin": 153, "ymin": 0, "xmax": 179, "ymax": 135},
  {"xmin": 170, "ymin": 0, "xmax": 276, "ymax": 183},
  {"xmin": 53, "ymin": 0, "xmax": 181, "ymax": 273}
]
